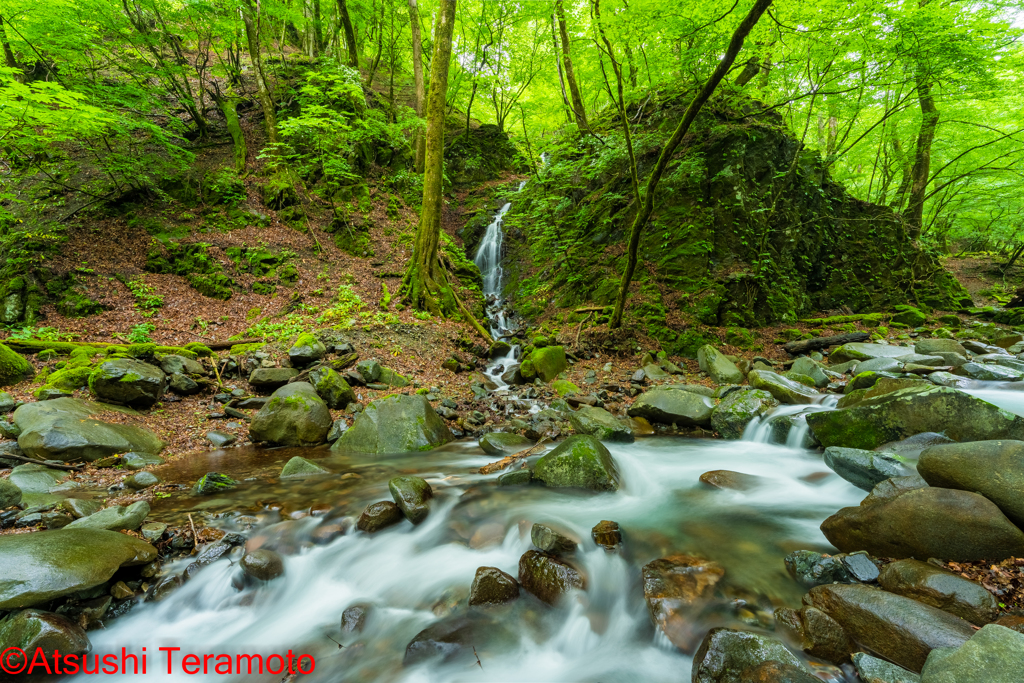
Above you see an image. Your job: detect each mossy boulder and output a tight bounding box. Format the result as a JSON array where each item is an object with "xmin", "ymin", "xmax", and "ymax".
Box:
[
  {"xmin": 378, "ymin": 367, "xmax": 411, "ymax": 388},
  {"xmin": 88, "ymin": 359, "xmax": 167, "ymax": 408},
  {"xmin": 891, "ymin": 305, "xmax": 927, "ymax": 327},
  {"xmin": 748, "ymin": 370, "xmax": 820, "ymax": 405},
  {"xmin": 710, "ymin": 389, "xmax": 778, "ymax": 439},
  {"xmin": 479, "ymin": 432, "xmax": 533, "ymax": 455},
  {"xmin": 520, "ymin": 346, "xmax": 567, "ymax": 383},
  {"xmin": 388, "ymin": 476, "xmax": 433, "ymax": 524},
  {"xmin": 0, "ymin": 343, "xmax": 33, "ymax": 386},
  {"xmin": 279, "ymin": 456, "xmax": 331, "ymax": 478},
  {"xmin": 568, "ymin": 405, "xmax": 634, "ymax": 442},
  {"xmin": 249, "ymin": 382, "xmax": 332, "ymax": 446},
  {"xmin": 288, "ymin": 333, "xmax": 326, "ymax": 367},
  {"xmin": 697, "ymin": 345, "xmax": 744, "ymax": 384},
  {"xmin": 551, "ymin": 379, "xmax": 580, "ymax": 396},
  {"xmin": 627, "ymin": 387, "xmax": 715, "ymax": 426},
  {"xmin": 533, "ymin": 434, "xmax": 621, "ymax": 492},
  {"xmin": 333, "ymin": 394, "xmax": 454, "ymax": 455},
  {"xmin": 0, "ymin": 609, "xmax": 90, "ymax": 664},
  {"xmin": 309, "ymin": 367, "xmax": 356, "ymax": 409}
]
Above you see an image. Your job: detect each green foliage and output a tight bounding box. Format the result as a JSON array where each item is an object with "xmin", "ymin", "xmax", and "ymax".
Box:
[
  {"xmin": 126, "ymin": 278, "xmax": 164, "ymax": 317},
  {"xmin": 127, "ymin": 323, "xmax": 156, "ymax": 344}
]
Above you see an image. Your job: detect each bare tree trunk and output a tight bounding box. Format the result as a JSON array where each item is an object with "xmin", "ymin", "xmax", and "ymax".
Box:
[
  {"xmin": 408, "ymin": 0, "xmax": 426, "ymax": 172},
  {"xmin": 610, "ymin": 0, "xmax": 774, "ymax": 328},
  {"xmin": 551, "ymin": 13, "xmax": 573, "ymax": 123},
  {"xmin": 555, "ymin": 0, "xmax": 587, "ymax": 129},
  {"xmin": 906, "ymin": 78, "xmax": 938, "ymax": 239},
  {"xmin": 336, "ymin": 0, "xmax": 359, "ymax": 67},
  {"xmin": 241, "ymin": 0, "xmax": 280, "ymax": 144}
]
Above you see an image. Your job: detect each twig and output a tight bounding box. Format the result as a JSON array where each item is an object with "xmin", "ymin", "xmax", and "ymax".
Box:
[
  {"xmin": 473, "ymin": 646, "xmax": 482, "ymax": 669},
  {"xmin": 0, "ymin": 454, "xmax": 84, "ymax": 470},
  {"xmin": 211, "ymin": 357, "xmax": 226, "ymax": 391},
  {"xmin": 573, "ymin": 306, "xmax": 605, "ymax": 313},
  {"xmin": 478, "ymin": 438, "xmax": 550, "ymax": 475},
  {"xmin": 187, "ymin": 513, "xmax": 199, "ymax": 552},
  {"xmin": 575, "ymin": 311, "xmax": 594, "ymax": 346}
]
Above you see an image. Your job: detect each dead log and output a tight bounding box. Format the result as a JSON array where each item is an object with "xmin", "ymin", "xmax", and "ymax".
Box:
[
  {"xmin": 781, "ymin": 332, "xmax": 870, "ymax": 355},
  {"xmin": 478, "ymin": 439, "xmax": 550, "ymax": 475}
]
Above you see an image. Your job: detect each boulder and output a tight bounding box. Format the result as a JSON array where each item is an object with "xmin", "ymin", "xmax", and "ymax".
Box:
[
  {"xmin": 309, "ymin": 367, "xmax": 356, "ymax": 409},
  {"xmin": 928, "ymin": 371, "xmax": 975, "ymax": 389},
  {"xmin": 915, "ymin": 339, "xmax": 968, "ymax": 357},
  {"xmin": 288, "ymin": 333, "xmax": 326, "ymax": 367},
  {"xmin": 388, "ymin": 476, "xmax": 432, "ymax": 524},
  {"xmin": 627, "ymin": 387, "xmax": 715, "ymax": 425},
  {"xmin": 517, "ymin": 550, "xmax": 584, "ymax": 604},
  {"xmin": 699, "ymin": 470, "xmax": 764, "ymax": 491},
  {"xmin": 806, "ymin": 583, "xmax": 974, "ymax": 673},
  {"xmin": 710, "ymin": 389, "xmax": 778, "ymax": 439},
  {"xmin": 877, "ymin": 559, "xmax": 998, "ymax": 626},
  {"xmin": 0, "ymin": 478, "xmax": 21, "ymax": 508},
  {"xmin": 790, "ymin": 357, "xmax": 830, "ymax": 387},
  {"xmin": 378, "ymin": 367, "xmax": 410, "ymax": 387},
  {"xmin": 65, "ymin": 501, "xmax": 149, "ymax": 531},
  {"xmin": 356, "ymin": 501, "xmax": 403, "ymax": 532},
  {"xmin": 918, "ymin": 440, "xmax": 1024, "ymax": 527},
  {"xmin": 248, "ymin": 367, "xmax": 299, "ymax": 389},
  {"xmin": 831, "ymin": 343, "xmax": 913, "ymax": 364},
  {"xmin": 14, "ymin": 397, "xmax": 164, "ymax": 462},
  {"xmin": 169, "ymin": 373, "xmax": 201, "ymax": 395},
  {"xmin": 240, "ymin": 549, "xmax": 285, "ymax": 581},
  {"xmin": 0, "ymin": 528, "xmax": 156, "ymax": 609},
  {"xmin": 532, "ymin": 434, "xmax": 620, "ymax": 491},
  {"xmin": 822, "ymin": 447, "xmax": 910, "ymax": 491},
  {"xmin": 159, "ymin": 354, "xmax": 205, "ymax": 376},
  {"xmin": 0, "ymin": 609, "xmax": 89, "ymax": 666},
  {"xmin": 9, "ymin": 462, "xmax": 72, "ymax": 507},
  {"xmin": 468, "ymin": 566, "xmax": 519, "ymax": 606},
  {"xmin": 479, "ymin": 432, "xmax": 532, "ymax": 455},
  {"xmin": 920, "ymin": 624, "xmax": 1024, "ymax": 683},
  {"xmin": 520, "ymin": 346, "xmax": 567, "ymax": 382},
  {"xmin": 0, "ymin": 343, "xmax": 34, "ymax": 386},
  {"xmin": 821, "ymin": 486, "xmax": 1024, "ymax": 561},
  {"xmin": 691, "ymin": 628, "xmax": 811, "ymax": 683},
  {"xmin": 747, "ymin": 370, "xmax": 820, "ymax": 405},
  {"xmin": 954, "ymin": 362, "xmax": 1022, "ymax": 382},
  {"xmin": 697, "ymin": 345, "xmax": 744, "ymax": 384},
  {"xmin": 877, "ymin": 432, "xmax": 955, "ymax": 459},
  {"xmin": 88, "ymin": 359, "xmax": 166, "ymax": 408},
  {"xmin": 806, "ymin": 386, "xmax": 1024, "ymax": 450},
  {"xmin": 568, "ymin": 405, "xmax": 634, "ymax": 442},
  {"xmin": 249, "ymin": 382, "xmax": 332, "ymax": 446},
  {"xmin": 279, "ymin": 456, "xmax": 330, "ymax": 478},
  {"xmin": 530, "ymin": 523, "xmax": 579, "ymax": 554},
  {"xmin": 774, "ymin": 604, "xmax": 855, "ymax": 665},
  {"xmin": 838, "ymin": 377, "xmax": 928, "ymax": 409},
  {"xmin": 333, "ymin": 394, "xmax": 454, "ymax": 455},
  {"xmin": 642, "ymin": 555, "xmax": 724, "ymax": 652},
  {"xmin": 852, "ymin": 653, "xmax": 920, "ymax": 683}
]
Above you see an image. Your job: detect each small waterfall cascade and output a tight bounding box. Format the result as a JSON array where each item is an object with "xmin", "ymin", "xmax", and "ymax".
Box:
[
  {"xmin": 741, "ymin": 395, "xmax": 839, "ymax": 447},
  {"xmin": 473, "ymin": 180, "xmax": 527, "ymax": 389}
]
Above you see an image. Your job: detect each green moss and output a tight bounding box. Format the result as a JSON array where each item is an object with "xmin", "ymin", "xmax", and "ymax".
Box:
[
  {"xmin": 188, "ymin": 272, "xmax": 234, "ymax": 300},
  {"xmin": 183, "ymin": 342, "xmax": 212, "ymax": 358},
  {"xmin": 798, "ymin": 313, "xmax": 886, "ymax": 325},
  {"xmin": 127, "ymin": 343, "xmax": 157, "ymax": 359},
  {"xmin": 0, "ymin": 343, "xmax": 33, "ymax": 387},
  {"xmin": 229, "ymin": 343, "xmax": 264, "ymax": 355},
  {"xmin": 45, "ymin": 365, "xmax": 94, "ymax": 391},
  {"xmin": 724, "ymin": 327, "xmax": 756, "ymax": 349}
]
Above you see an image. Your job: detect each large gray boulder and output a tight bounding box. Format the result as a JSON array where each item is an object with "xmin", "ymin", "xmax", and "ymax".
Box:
[
  {"xmin": 249, "ymin": 382, "xmax": 332, "ymax": 446},
  {"xmin": 806, "ymin": 385, "xmax": 1024, "ymax": 450},
  {"xmin": 88, "ymin": 359, "xmax": 167, "ymax": 408},
  {"xmin": 918, "ymin": 440, "xmax": 1024, "ymax": 527},
  {"xmin": 878, "ymin": 559, "xmax": 998, "ymax": 626},
  {"xmin": 568, "ymin": 405, "xmax": 634, "ymax": 442},
  {"xmin": 627, "ymin": 387, "xmax": 714, "ymax": 426},
  {"xmin": 748, "ymin": 370, "xmax": 820, "ymax": 405},
  {"xmin": 710, "ymin": 389, "xmax": 777, "ymax": 439},
  {"xmin": 64, "ymin": 501, "xmax": 150, "ymax": 531},
  {"xmin": 14, "ymin": 397, "xmax": 164, "ymax": 462},
  {"xmin": 333, "ymin": 394, "xmax": 453, "ymax": 454},
  {"xmin": 697, "ymin": 345, "xmax": 744, "ymax": 384},
  {"xmin": 915, "ymin": 339, "xmax": 968, "ymax": 357},
  {"xmin": 823, "ymin": 447, "xmax": 910, "ymax": 491},
  {"xmin": 0, "ymin": 528, "xmax": 157, "ymax": 609},
  {"xmin": 533, "ymin": 435, "xmax": 620, "ymax": 492},
  {"xmin": 920, "ymin": 624, "xmax": 1024, "ymax": 683}
]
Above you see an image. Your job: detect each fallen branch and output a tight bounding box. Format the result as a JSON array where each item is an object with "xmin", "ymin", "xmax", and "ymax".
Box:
[
  {"xmin": 781, "ymin": 332, "xmax": 869, "ymax": 355},
  {"xmin": 478, "ymin": 438, "xmax": 550, "ymax": 475},
  {"xmin": 0, "ymin": 454, "xmax": 84, "ymax": 471},
  {"xmin": 575, "ymin": 311, "xmax": 595, "ymax": 346},
  {"xmin": 574, "ymin": 306, "xmax": 605, "ymax": 314},
  {"xmin": 207, "ymin": 338, "xmax": 263, "ymax": 350}
]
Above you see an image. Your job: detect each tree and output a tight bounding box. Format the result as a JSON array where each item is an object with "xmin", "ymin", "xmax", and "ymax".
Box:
[
  {"xmin": 337, "ymin": 0, "xmax": 359, "ymax": 68},
  {"xmin": 555, "ymin": 0, "xmax": 588, "ymax": 129},
  {"xmin": 241, "ymin": 0, "xmax": 281, "ymax": 144},
  {"xmin": 408, "ymin": 0, "xmax": 426, "ymax": 171}
]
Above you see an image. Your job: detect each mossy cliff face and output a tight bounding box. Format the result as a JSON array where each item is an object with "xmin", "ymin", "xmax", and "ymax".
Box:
[{"xmin": 501, "ymin": 90, "xmax": 969, "ymax": 353}]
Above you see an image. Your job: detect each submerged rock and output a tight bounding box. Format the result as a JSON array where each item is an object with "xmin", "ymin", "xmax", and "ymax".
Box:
[
  {"xmin": 402, "ymin": 614, "xmax": 516, "ymax": 667},
  {"xmin": 530, "ymin": 523, "xmax": 579, "ymax": 554},
  {"xmin": 468, "ymin": 566, "xmax": 519, "ymax": 606},
  {"xmin": 917, "ymin": 440, "xmax": 1024, "ymax": 527},
  {"xmin": 279, "ymin": 456, "xmax": 331, "ymax": 478},
  {"xmin": 249, "ymin": 382, "xmax": 332, "ymax": 446},
  {"xmin": 691, "ymin": 628, "xmax": 812, "ymax": 683},
  {"xmin": 333, "ymin": 394, "xmax": 454, "ymax": 454},
  {"xmin": 532, "ymin": 435, "xmax": 620, "ymax": 491},
  {"xmin": 388, "ymin": 476, "xmax": 433, "ymax": 524},
  {"xmin": 877, "ymin": 559, "xmax": 998, "ymax": 626},
  {"xmin": 627, "ymin": 387, "xmax": 715, "ymax": 426},
  {"xmin": 710, "ymin": 389, "xmax": 777, "ymax": 439},
  {"xmin": 518, "ymin": 550, "xmax": 585, "ymax": 604},
  {"xmin": 699, "ymin": 470, "xmax": 764, "ymax": 491},
  {"xmin": 642, "ymin": 554, "xmax": 724, "ymax": 652}
]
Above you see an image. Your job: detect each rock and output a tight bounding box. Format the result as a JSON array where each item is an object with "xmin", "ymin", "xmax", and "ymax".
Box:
[
  {"xmin": 402, "ymin": 614, "xmax": 516, "ymax": 667},
  {"xmin": 697, "ymin": 345, "xmax": 744, "ymax": 384},
  {"xmin": 806, "ymin": 583, "xmax": 974, "ymax": 673},
  {"xmin": 822, "ymin": 447, "xmax": 909, "ymax": 491},
  {"xmin": 791, "ymin": 357, "xmax": 830, "ymax": 387},
  {"xmin": 822, "ymin": 485, "xmax": 1024, "ymax": 561},
  {"xmin": 378, "ymin": 367, "xmax": 410, "ymax": 388},
  {"xmin": 842, "ymin": 552, "xmax": 881, "ymax": 582},
  {"xmin": 0, "ymin": 609, "xmax": 90, "ymax": 666},
  {"xmin": 159, "ymin": 355, "xmax": 205, "ymax": 376},
  {"xmin": 0, "ymin": 528, "xmax": 156, "ymax": 608},
  {"xmin": 591, "ymin": 520, "xmax": 621, "ymax": 549},
  {"xmin": 468, "ymin": 566, "xmax": 519, "ymax": 606},
  {"xmin": 747, "ymin": 370, "xmax": 820, "ymax": 405},
  {"xmin": 65, "ymin": 500, "xmax": 149, "ymax": 531},
  {"xmin": 710, "ymin": 389, "xmax": 778, "ymax": 439},
  {"xmin": 356, "ymin": 501, "xmax": 403, "ymax": 532},
  {"xmin": 877, "ymin": 432, "xmax": 955, "ymax": 459},
  {"xmin": 489, "ymin": 340, "xmax": 512, "ymax": 358},
  {"xmin": 877, "ymin": 559, "xmax": 997, "ymax": 626},
  {"xmin": 520, "ymin": 346, "xmax": 567, "ymax": 382},
  {"xmin": 919, "ymin": 624, "xmax": 1024, "ymax": 683},
  {"xmin": 642, "ymin": 364, "xmax": 671, "ymax": 380},
  {"xmin": 479, "ymin": 432, "xmax": 533, "ymax": 455},
  {"xmin": 840, "ymin": 376, "xmax": 926, "ymax": 408},
  {"xmin": 124, "ymin": 471, "xmax": 159, "ymax": 490},
  {"xmin": 249, "ymin": 382, "xmax": 332, "ymax": 446},
  {"xmin": 568, "ymin": 405, "xmax": 634, "ymax": 442},
  {"xmin": 288, "ymin": 333, "xmax": 326, "ymax": 367},
  {"xmin": 14, "ymin": 397, "xmax": 164, "ymax": 462},
  {"xmin": 784, "ymin": 550, "xmax": 854, "ymax": 588},
  {"xmin": 775, "ymin": 605, "xmax": 854, "ymax": 666},
  {"xmin": 341, "ymin": 603, "xmax": 370, "ymax": 633},
  {"xmin": 916, "ymin": 339, "xmax": 968, "ymax": 357},
  {"xmin": 831, "ymin": 343, "xmax": 912, "ymax": 363},
  {"xmin": 0, "ymin": 478, "xmax": 22, "ymax": 508},
  {"xmin": 955, "ymin": 362, "xmax": 1022, "ymax": 381},
  {"xmin": 168, "ymin": 373, "xmax": 201, "ymax": 396},
  {"xmin": 308, "ymin": 367, "xmax": 356, "ymax": 409},
  {"xmin": 0, "ymin": 343, "xmax": 33, "ymax": 386},
  {"xmin": 140, "ymin": 521, "xmax": 167, "ymax": 541},
  {"xmin": 992, "ymin": 614, "xmax": 1024, "ymax": 633},
  {"xmin": 628, "ymin": 387, "xmax": 715, "ymax": 425},
  {"xmin": 279, "ymin": 456, "xmax": 331, "ymax": 478},
  {"xmin": 240, "ymin": 548, "xmax": 284, "ymax": 581},
  {"xmin": 8, "ymin": 462, "xmax": 70, "ymax": 506},
  {"xmin": 333, "ymin": 394, "xmax": 454, "ymax": 455},
  {"xmin": 206, "ymin": 430, "xmax": 236, "ymax": 448},
  {"xmin": 852, "ymin": 652, "xmax": 920, "ymax": 683},
  {"xmin": 121, "ymin": 452, "xmax": 164, "ymax": 470},
  {"xmin": 643, "ymin": 555, "xmax": 724, "ymax": 652},
  {"xmin": 806, "ymin": 385, "xmax": 1024, "ymax": 450},
  {"xmin": 517, "ymin": 550, "xmax": 584, "ymax": 604},
  {"xmin": 699, "ymin": 470, "xmax": 763, "ymax": 491},
  {"xmin": 497, "ymin": 469, "xmax": 532, "ymax": 486},
  {"xmin": 248, "ymin": 367, "xmax": 300, "ymax": 389},
  {"xmin": 531, "ymin": 523, "xmax": 578, "ymax": 554},
  {"xmin": 355, "ymin": 359, "xmax": 382, "ymax": 382},
  {"xmin": 326, "ymin": 418, "xmax": 347, "ymax": 442},
  {"xmin": 192, "ymin": 472, "xmax": 238, "ymax": 495},
  {"xmin": 894, "ymin": 353, "xmax": 945, "ymax": 367},
  {"xmin": 918, "ymin": 440, "xmax": 1024, "ymax": 527},
  {"xmin": 532, "ymin": 434, "xmax": 620, "ymax": 491},
  {"xmin": 691, "ymin": 628, "xmax": 810, "ymax": 683},
  {"xmin": 735, "ymin": 660, "xmax": 820, "ymax": 682},
  {"xmin": 928, "ymin": 371, "xmax": 975, "ymax": 388},
  {"xmin": 88, "ymin": 358, "xmax": 166, "ymax": 408},
  {"xmin": 388, "ymin": 476, "xmax": 432, "ymax": 524}
]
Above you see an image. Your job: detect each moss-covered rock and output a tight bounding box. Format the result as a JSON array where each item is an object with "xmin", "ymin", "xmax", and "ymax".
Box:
[
  {"xmin": 479, "ymin": 432, "xmax": 533, "ymax": 455},
  {"xmin": 520, "ymin": 346, "xmax": 567, "ymax": 383},
  {"xmin": 388, "ymin": 476, "xmax": 433, "ymax": 524},
  {"xmin": 568, "ymin": 405, "xmax": 634, "ymax": 442},
  {"xmin": 627, "ymin": 387, "xmax": 715, "ymax": 426},
  {"xmin": 710, "ymin": 389, "xmax": 778, "ymax": 439},
  {"xmin": 309, "ymin": 367, "xmax": 356, "ymax": 409},
  {"xmin": 88, "ymin": 358, "xmax": 167, "ymax": 409},
  {"xmin": 748, "ymin": 370, "xmax": 820, "ymax": 405},
  {"xmin": 551, "ymin": 379, "xmax": 580, "ymax": 396},
  {"xmin": 279, "ymin": 456, "xmax": 331, "ymax": 478},
  {"xmin": 533, "ymin": 435, "xmax": 621, "ymax": 492},
  {"xmin": 249, "ymin": 382, "xmax": 332, "ymax": 446},
  {"xmin": 192, "ymin": 472, "xmax": 238, "ymax": 495},
  {"xmin": 333, "ymin": 394, "xmax": 454, "ymax": 455},
  {"xmin": 288, "ymin": 333, "xmax": 326, "ymax": 367},
  {"xmin": 0, "ymin": 343, "xmax": 33, "ymax": 387}
]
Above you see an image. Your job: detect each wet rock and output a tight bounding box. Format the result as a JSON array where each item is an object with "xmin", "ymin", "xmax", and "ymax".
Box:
[
  {"xmin": 469, "ymin": 566, "xmax": 519, "ymax": 606},
  {"xmin": 784, "ymin": 550, "xmax": 854, "ymax": 588},
  {"xmin": 591, "ymin": 520, "xmax": 621, "ymax": 550},
  {"xmin": 735, "ymin": 660, "xmax": 820, "ymax": 682},
  {"xmin": 497, "ymin": 469, "xmax": 532, "ymax": 486},
  {"xmin": 691, "ymin": 628, "xmax": 810, "ymax": 683},
  {"xmin": 699, "ymin": 470, "xmax": 763, "ymax": 491},
  {"xmin": 60, "ymin": 498, "xmax": 101, "ymax": 519},
  {"xmin": 518, "ymin": 550, "xmax": 585, "ymax": 604},
  {"xmin": 831, "ymin": 343, "xmax": 911, "ymax": 363},
  {"xmin": 206, "ymin": 430, "xmax": 236, "ymax": 448},
  {"xmin": 341, "ymin": 603, "xmax": 371, "ymax": 633},
  {"xmin": 9, "ymin": 462, "xmax": 72, "ymax": 507},
  {"xmin": 697, "ymin": 345, "xmax": 744, "ymax": 384},
  {"xmin": 402, "ymin": 614, "xmax": 516, "ymax": 667},
  {"xmin": 88, "ymin": 359, "xmax": 166, "ymax": 408},
  {"xmin": 628, "ymin": 387, "xmax": 715, "ymax": 426},
  {"xmin": 918, "ymin": 440, "xmax": 1024, "ymax": 527},
  {"xmin": 146, "ymin": 575, "xmax": 182, "ymax": 603},
  {"xmin": 65, "ymin": 501, "xmax": 149, "ymax": 531},
  {"xmin": 838, "ymin": 376, "xmax": 928, "ymax": 408},
  {"xmin": 927, "ymin": 371, "xmax": 975, "ymax": 389},
  {"xmin": 790, "ymin": 356, "xmax": 830, "ymax": 388},
  {"xmin": 121, "ymin": 452, "xmax": 164, "ymax": 470},
  {"xmin": 0, "ymin": 528, "xmax": 156, "ymax": 608},
  {"xmin": 309, "ymin": 367, "xmax": 356, "ymax": 409},
  {"xmin": 388, "ymin": 476, "xmax": 433, "ymax": 524},
  {"xmin": 124, "ymin": 471, "xmax": 159, "ymax": 490},
  {"xmin": 249, "ymin": 382, "xmax": 332, "ymax": 446},
  {"xmin": 240, "ymin": 549, "xmax": 284, "ymax": 581},
  {"xmin": 568, "ymin": 405, "xmax": 634, "ymax": 442},
  {"xmin": 140, "ymin": 521, "xmax": 167, "ymax": 541},
  {"xmin": 842, "ymin": 552, "xmax": 880, "ymax": 582},
  {"xmin": 356, "ymin": 501, "xmax": 403, "ymax": 532},
  {"xmin": 333, "ymin": 394, "xmax": 454, "ymax": 455},
  {"xmin": 288, "ymin": 334, "xmax": 326, "ymax": 367},
  {"xmin": 710, "ymin": 389, "xmax": 778, "ymax": 439},
  {"xmin": 822, "ymin": 447, "xmax": 909, "ymax": 491},
  {"xmin": 852, "ymin": 652, "xmax": 920, "ymax": 683},
  {"xmin": 0, "ymin": 609, "xmax": 90, "ymax": 666},
  {"xmin": 248, "ymin": 367, "xmax": 299, "ymax": 389},
  {"xmin": 0, "ymin": 478, "xmax": 21, "ymax": 508},
  {"xmin": 192, "ymin": 472, "xmax": 238, "ymax": 495},
  {"xmin": 747, "ymin": 370, "xmax": 820, "ymax": 405},
  {"xmin": 955, "ymin": 362, "xmax": 1022, "ymax": 381},
  {"xmin": 643, "ymin": 554, "xmax": 724, "ymax": 653},
  {"xmin": 14, "ymin": 397, "xmax": 164, "ymax": 462},
  {"xmin": 915, "ymin": 339, "xmax": 968, "ymax": 357},
  {"xmin": 775, "ymin": 605, "xmax": 854, "ymax": 665},
  {"xmin": 877, "ymin": 559, "xmax": 998, "ymax": 625},
  {"xmin": 919, "ymin": 623, "xmax": 1024, "ymax": 682},
  {"xmin": 877, "ymin": 432, "xmax": 955, "ymax": 459},
  {"xmin": 278, "ymin": 456, "xmax": 330, "ymax": 478},
  {"xmin": 806, "ymin": 385, "xmax": 1024, "ymax": 450},
  {"xmin": 479, "ymin": 432, "xmax": 533, "ymax": 455},
  {"xmin": 532, "ymin": 434, "xmax": 620, "ymax": 492},
  {"xmin": 805, "ymin": 583, "xmax": 974, "ymax": 672}
]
